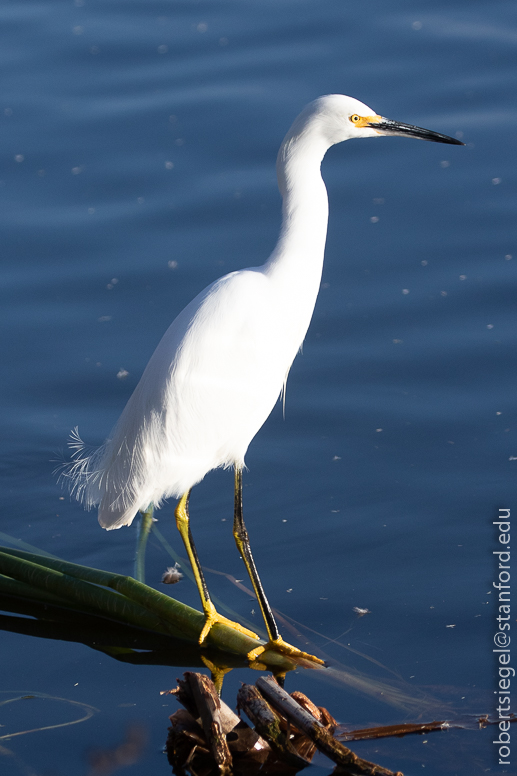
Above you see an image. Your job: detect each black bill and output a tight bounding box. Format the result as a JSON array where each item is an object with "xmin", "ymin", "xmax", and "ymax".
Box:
[{"xmin": 368, "ymin": 117, "xmax": 464, "ymax": 145}]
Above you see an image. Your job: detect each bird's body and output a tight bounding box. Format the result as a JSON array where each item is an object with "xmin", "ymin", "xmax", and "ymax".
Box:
[
  {"xmin": 67, "ymin": 95, "xmax": 462, "ymax": 664},
  {"xmin": 89, "ymin": 264, "xmax": 317, "ymax": 526}
]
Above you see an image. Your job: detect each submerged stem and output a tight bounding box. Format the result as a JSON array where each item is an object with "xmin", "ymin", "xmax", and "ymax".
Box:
[{"xmin": 134, "ymin": 506, "xmax": 154, "ymax": 583}]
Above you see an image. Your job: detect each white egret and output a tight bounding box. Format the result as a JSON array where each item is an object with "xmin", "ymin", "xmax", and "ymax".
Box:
[{"xmin": 66, "ymin": 95, "xmax": 463, "ymax": 665}]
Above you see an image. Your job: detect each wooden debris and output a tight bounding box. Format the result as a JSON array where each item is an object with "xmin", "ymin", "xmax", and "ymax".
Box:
[
  {"xmin": 167, "ymin": 673, "xmax": 270, "ymax": 776},
  {"xmin": 186, "ymin": 672, "xmax": 232, "ymax": 773},
  {"xmin": 168, "ymin": 708, "xmax": 208, "ymax": 771},
  {"xmin": 166, "ymin": 671, "xmax": 402, "ymax": 776},
  {"xmin": 337, "ymin": 712, "xmax": 517, "ymax": 742},
  {"xmin": 168, "ymin": 673, "xmax": 258, "ymax": 738},
  {"xmin": 290, "ymin": 691, "xmax": 337, "ymax": 728},
  {"xmin": 339, "ymin": 720, "xmax": 452, "ymax": 741},
  {"xmin": 287, "ymin": 691, "xmax": 337, "ymax": 763},
  {"xmin": 256, "ymin": 676, "xmax": 403, "ymax": 776},
  {"xmin": 236, "ymin": 683, "xmax": 310, "ymax": 770}
]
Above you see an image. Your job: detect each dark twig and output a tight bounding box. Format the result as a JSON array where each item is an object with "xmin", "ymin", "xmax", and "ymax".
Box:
[{"xmin": 256, "ymin": 676, "xmax": 402, "ymax": 776}]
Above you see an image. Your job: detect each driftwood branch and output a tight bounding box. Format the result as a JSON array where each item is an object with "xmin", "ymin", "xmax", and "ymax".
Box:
[
  {"xmin": 337, "ymin": 714, "xmax": 517, "ymax": 741},
  {"xmin": 256, "ymin": 676, "xmax": 403, "ymax": 776},
  {"xmin": 236, "ymin": 683, "xmax": 311, "ymax": 769}
]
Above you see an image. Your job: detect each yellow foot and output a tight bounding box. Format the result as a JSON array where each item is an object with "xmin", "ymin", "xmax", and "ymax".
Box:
[
  {"xmin": 247, "ymin": 636, "xmax": 325, "ymax": 666},
  {"xmin": 198, "ymin": 600, "xmax": 259, "ymax": 645}
]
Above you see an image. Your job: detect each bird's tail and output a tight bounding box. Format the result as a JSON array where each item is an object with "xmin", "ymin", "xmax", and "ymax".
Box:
[
  {"xmin": 56, "ymin": 427, "xmax": 105, "ymax": 509},
  {"xmin": 57, "ymin": 427, "xmax": 140, "ymax": 530}
]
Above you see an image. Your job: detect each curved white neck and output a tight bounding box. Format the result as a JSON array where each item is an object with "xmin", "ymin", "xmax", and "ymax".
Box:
[{"xmin": 265, "ymin": 126, "xmax": 330, "ymax": 289}]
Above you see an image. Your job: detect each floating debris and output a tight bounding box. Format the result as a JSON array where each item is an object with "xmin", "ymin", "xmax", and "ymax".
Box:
[
  {"xmin": 161, "ymin": 563, "xmax": 183, "ymax": 585},
  {"xmin": 353, "ymin": 607, "xmax": 371, "ymax": 617}
]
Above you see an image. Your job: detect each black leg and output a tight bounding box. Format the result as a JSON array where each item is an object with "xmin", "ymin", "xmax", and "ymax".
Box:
[
  {"xmin": 233, "ymin": 468, "xmax": 325, "ymax": 666},
  {"xmin": 233, "ymin": 467, "xmax": 280, "ymax": 641}
]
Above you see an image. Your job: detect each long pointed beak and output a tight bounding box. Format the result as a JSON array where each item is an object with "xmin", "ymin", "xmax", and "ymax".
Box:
[{"xmin": 368, "ymin": 117, "xmax": 464, "ymax": 145}]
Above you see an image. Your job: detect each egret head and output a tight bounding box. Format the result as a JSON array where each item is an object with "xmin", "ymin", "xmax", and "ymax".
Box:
[{"xmin": 299, "ymin": 94, "xmax": 464, "ymax": 147}]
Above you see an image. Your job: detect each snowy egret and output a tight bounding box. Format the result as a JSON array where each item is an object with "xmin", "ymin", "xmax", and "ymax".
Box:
[{"xmin": 66, "ymin": 95, "xmax": 463, "ymax": 665}]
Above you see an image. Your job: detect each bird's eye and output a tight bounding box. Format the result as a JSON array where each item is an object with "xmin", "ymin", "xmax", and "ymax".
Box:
[{"xmin": 350, "ymin": 114, "xmax": 361, "ymax": 123}]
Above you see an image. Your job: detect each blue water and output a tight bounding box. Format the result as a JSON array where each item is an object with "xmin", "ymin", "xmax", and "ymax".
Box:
[{"xmin": 1, "ymin": 1, "xmax": 515, "ymax": 774}]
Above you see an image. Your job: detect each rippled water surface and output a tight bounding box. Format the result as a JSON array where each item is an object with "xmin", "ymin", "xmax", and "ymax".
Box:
[{"xmin": 1, "ymin": 1, "xmax": 515, "ymax": 774}]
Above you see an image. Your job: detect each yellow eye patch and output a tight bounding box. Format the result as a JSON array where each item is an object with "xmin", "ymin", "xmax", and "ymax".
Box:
[{"xmin": 349, "ymin": 113, "xmax": 382, "ymax": 127}]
